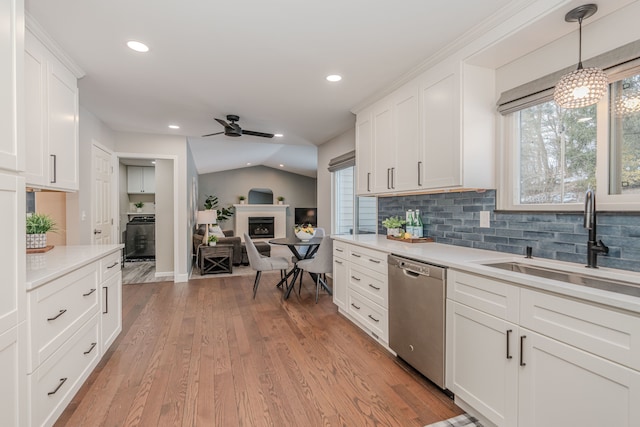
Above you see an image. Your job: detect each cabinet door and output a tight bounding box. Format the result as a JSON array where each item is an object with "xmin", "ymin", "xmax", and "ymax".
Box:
[
  {"xmin": 332, "ymin": 257, "xmax": 348, "ymax": 310},
  {"xmin": 421, "ymin": 72, "xmax": 460, "ymax": 189},
  {"xmin": 101, "ymin": 274, "xmax": 122, "ymax": 353},
  {"xmin": 518, "ymin": 330, "xmax": 640, "ymax": 427},
  {"xmin": 391, "ymin": 83, "xmax": 420, "ymax": 191},
  {"xmin": 447, "ymin": 300, "xmax": 518, "ymax": 427},
  {"xmin": 0, "ymin": 325, "xmax": 26, "ymax": 427},
  {"xmin": 24, "ymin": 33, "xmax": 48, "ymax": 187},
  {"xmin": 47, "ymin": 59, "xmax": 79, "ymax": 191},
  {"xmin": 0, "ymin": 0, "xmax": 23, "ymax": 172},
  {"xmin": 127, "ymin": 166, "xmax": 144, "ymax": 193},
  {"xmin": 371, "ymin": 100, "xmax": 394, "ymax": 193},
  {"xmin": 355, "ymin": 111, "xmax": 373, "ymax": 195},
  {"xmin": 142, "ymin": 166, "xmax": 155, "ymax": 194}
]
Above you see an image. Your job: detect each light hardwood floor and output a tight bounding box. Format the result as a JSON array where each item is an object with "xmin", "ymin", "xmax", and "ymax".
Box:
[{"xmin": 54, "ymin": 272, "xmax": 462, "ymax": 427}]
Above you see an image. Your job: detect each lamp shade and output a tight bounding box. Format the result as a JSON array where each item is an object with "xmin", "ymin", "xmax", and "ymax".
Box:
[
  {"xmin": 553, "ymin": 67, "xmax": 608, "ymax": 109},
  {"xmin": 197, "ymin": 210, "xmax": 217, "ymax": 225}
]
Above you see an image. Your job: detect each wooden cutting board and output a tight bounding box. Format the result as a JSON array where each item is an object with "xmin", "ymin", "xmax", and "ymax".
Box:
[
  {"xmin": 27, "ymin": 245, "xmax": 54, "ymax": 254},
  {"xmin": 386, "ymin": 236, "xmax": 433, "ymax": 243}
]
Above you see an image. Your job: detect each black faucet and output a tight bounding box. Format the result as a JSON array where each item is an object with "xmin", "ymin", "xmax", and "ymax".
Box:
[{"xmin": 584, "ymin": 189, "xmax": 608, "ymax": 268}]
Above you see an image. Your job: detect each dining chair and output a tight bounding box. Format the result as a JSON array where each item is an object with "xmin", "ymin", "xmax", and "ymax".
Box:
[
  {"xmin": 244, "ymin": 233, "xmax": 290, "ymax": 299},
  {"xmin": 295, "ymin": 236, "xmax": 333, "ymax": 303}
]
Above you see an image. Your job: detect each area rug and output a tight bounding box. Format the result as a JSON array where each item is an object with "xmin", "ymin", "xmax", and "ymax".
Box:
[{"xmin": 425, "ymin": 413, "xmax": 483, "ymax": 427}]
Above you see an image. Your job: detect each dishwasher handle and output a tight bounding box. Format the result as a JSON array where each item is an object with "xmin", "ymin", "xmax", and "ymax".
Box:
[{"xmin": 401, "ymin": 268, "xmax": 424, "ymax": 278}]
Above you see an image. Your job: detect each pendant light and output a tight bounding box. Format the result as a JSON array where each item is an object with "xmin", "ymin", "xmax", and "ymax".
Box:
[{"xmin": 553, "ymin": 4, "xmax": 608, "ymax": 109}]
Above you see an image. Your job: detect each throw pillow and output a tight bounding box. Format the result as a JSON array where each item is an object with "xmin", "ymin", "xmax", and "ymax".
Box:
[{"xmin": 210, "ymin": 225, "xmax": 226, "ymax": 238}]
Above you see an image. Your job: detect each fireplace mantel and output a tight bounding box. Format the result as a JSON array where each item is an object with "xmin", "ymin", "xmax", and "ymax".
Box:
[{"xmin": 234, "ymin": 204, "xmax": 288, "ymax": 241}]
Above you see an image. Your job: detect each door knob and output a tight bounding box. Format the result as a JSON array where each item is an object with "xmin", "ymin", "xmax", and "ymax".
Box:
[{"xmin": 94, "ymin": 229, "xmax": 102, "ymax": 234}]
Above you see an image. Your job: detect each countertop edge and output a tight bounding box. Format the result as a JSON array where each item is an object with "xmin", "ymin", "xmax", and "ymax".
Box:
[{"xmin": 26, "ymin": 244, "xmax": 124, "ymax": 290}]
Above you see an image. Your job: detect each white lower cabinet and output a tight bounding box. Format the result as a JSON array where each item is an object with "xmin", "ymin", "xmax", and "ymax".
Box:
[
  {"xmin": 447, "ymin": 269, "xmax": 640, "ymax": 427},
  {"xmin": 0, "ymin": 323, "xmax": 26, "ymax": 427},
  {"xmin": 332, "ymin": 241, "xmax": 389, "ymax": 346},
  {"xmin": 100, "ymin": 273, "xmax": 122, "ymax": 352}
]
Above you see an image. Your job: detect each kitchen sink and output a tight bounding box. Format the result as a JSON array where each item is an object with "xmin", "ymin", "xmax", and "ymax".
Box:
[{"xmin": 483, "ymin": 261, "xmax": 640, "ymax": 297}]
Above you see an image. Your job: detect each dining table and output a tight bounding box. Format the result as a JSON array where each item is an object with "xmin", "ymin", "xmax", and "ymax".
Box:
[{"xmin": 269, "ymin": 236, "xmax": 325, "ymax": 300}]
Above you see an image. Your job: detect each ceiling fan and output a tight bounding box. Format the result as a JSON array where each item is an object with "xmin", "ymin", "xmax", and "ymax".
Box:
[{"xmin": 202, "ymin": 114, "xmax": 274, "ymax": 138}]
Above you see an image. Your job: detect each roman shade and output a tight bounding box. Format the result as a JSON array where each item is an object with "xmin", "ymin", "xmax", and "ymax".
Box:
[
  {"xmin": 327, "ymin": 150, "xmax": 356, "ymax": 172},
  {"xmin": 497, "ymin": 39, "xmax": 640, "ymax": 115}
]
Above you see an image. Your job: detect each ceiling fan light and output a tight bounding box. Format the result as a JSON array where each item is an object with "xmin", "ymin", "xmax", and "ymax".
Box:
[{"xmin": 554, "ymin": 67, "xmax": 608, "ymax": 108}]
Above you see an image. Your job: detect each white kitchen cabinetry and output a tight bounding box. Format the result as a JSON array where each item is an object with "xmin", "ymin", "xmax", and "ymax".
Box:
[
  {"xmin": 24, "ymin": 29, "xmax": 79, "ymax": 191},
  {"xmin": 26, "ymin": 249, "xmax": 122, "ymax": 427},
  {"xmin": 127, "ymin": 166, "xmax": 155, "ymax": 194},
  {"xmin": 355, "ymin": 62, "xmax": 494, "ymax": 195},
  {"xmin": 447, "ymin": 269, "xmax": 640, "ymax": 427},
  {"xmin": 332, "ymin": 241, "xmax": 389, "ymax": 345},
  {"xmin": 332, "ymin": 241, "xmax": 348, "ymax": 310}
]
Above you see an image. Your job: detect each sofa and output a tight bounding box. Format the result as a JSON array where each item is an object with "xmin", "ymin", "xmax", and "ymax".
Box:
[{"xmin": 193, "ymin": 227, "xmax": 243, "ymax": 266}]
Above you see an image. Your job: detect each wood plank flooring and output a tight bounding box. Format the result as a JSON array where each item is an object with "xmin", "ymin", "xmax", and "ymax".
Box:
[{"xmin": 54, "ymin": 272, "xmax": 462, "ymax": 427}]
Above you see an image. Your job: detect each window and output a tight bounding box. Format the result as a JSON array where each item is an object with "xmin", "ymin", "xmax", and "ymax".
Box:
[
  {"xmin": 333, "ymin": 166, "xmax": 376, "ymax": 235},
  {"xmin": 500, "ymin": 69, "xmax": 640, "ymax": 210}
]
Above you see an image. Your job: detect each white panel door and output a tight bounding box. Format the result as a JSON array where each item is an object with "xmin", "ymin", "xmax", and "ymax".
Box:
[
  {"xmin": 519, "ymin": 330, "xmax": 640, "ymax": 427},
  {"xmin": 92, "ymin": 145, "xmax": 112, "ymax": 244},
  {"xmin": 372, "ymin": 100, "xmax": 394, "ymax": 193},
  {"xmin": 0, "ymin": 0, "xmax": 23, "ymax": 172},
  {"xmin": 355, "ymin": 111, "xmax": 373, "ymax": 195},
  {"xmin": 447, "ymin": 301, "xmax": 518, "ymax": 427},
  {"xmin": 142, "ymin": 166, "xmax": 155, "ymax": 193}
]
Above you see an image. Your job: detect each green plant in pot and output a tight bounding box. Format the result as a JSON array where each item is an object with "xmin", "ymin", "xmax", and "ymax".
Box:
[
  {"xmin": 238, "ymin": 195, "xmax": 246, "ymax": 204},
  {"xmin": 277, "ymin": 196, "xmax": 284, "ymax": 204},
  {"xmin": 26, "ymin": 213, "xmax": 56, "ymax": 249},
  {"xmin": 381, "ymin": 216, "xmax": 405, "ymax": 237},
  {"xmin": 207, "ymin": 234, "xmax": 218, "ymax": 246},
  {"xmin": 134, "ymin": 201, "xmax": 144, "ymax": 212},
  {"xmin": 203, "ymin": 195, "xmax": 235, "ymax": 223}
]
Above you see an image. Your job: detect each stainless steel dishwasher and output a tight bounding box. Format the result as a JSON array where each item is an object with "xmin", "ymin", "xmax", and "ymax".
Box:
[{"xmin": 388, "ymin": 254, "xmax": 447, "ymax": 389}]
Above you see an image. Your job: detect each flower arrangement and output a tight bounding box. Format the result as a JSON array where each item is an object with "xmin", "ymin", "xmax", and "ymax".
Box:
[{"xmin": 294, "ymin": 224, "xmax": 316, "ymax": 241}]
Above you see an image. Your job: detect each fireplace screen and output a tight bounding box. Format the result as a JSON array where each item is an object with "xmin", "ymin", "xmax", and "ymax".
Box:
[{"xmin": 248, "ymin": 216, "xmax": 275, "ymax": 238}]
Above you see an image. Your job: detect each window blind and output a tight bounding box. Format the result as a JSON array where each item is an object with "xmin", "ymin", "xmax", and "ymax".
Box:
[
  {"xmin": 497, "ymin": 39, "xmax": 640, "ymax": 115},
  {"xmin": 327, "ymin": 150, "xmax": 356, "ymax": 172}
]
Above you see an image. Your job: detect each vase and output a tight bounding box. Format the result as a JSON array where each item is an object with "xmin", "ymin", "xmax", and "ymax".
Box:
[
  {"xmin": 26, "ymin": 233, "xmax": 47, "ymax": 249},
  {"xmin": 278, "ymin": 201, "xmax": 283, "ymax": 205},
  {"xmin": 386, "ymin": 228, "xmax": 401, "ymax": 237},
  {"xmin": 209, "ymin": 241, "xmax": 216, "ymax": 246},
  {"xmin": 136, "ymin": 208, "xmax": 142, "ymax": 213},
  {"xmin": 240, "ymin": 200, "xmax": 246, "ymax": 204}
]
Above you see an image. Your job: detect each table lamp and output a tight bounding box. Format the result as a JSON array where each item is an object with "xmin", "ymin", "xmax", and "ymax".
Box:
[{"xmin": 197, "ymin": 210, "xmax": 217, "ymax": 244}]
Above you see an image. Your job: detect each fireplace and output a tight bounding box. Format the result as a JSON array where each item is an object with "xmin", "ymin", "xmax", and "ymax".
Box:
[{"xmin": 248, "ymin": 216, "xmax": 275, "ymax": 239}]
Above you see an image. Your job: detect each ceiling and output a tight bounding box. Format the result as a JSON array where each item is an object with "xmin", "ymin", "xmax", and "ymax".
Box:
[{"xmin": 23, "ymin": 0, "xmax": 635, "ymax": 177}]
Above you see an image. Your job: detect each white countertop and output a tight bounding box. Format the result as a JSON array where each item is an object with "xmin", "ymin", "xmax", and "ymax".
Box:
[
  {"xmin": 332, "ymin": 234, "xmax": 640, "ymax": 314},
  {"xmin": 26, "ymin": 244, "xmax": 124, "ymax": 290}
]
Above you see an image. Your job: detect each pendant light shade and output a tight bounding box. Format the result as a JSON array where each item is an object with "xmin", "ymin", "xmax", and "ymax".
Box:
[
  {"xmin": 615, "ymin": 91, "xmax": 640, "ymax": 116},
  {"xmin": 553, "ymin": 4, "xmax": 608, "ymax": 109}
]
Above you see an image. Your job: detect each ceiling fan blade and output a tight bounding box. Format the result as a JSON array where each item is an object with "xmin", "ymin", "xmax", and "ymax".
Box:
[
  {"xmin": 201, "ymin": 131, "xmax": 224, "ymax": 137},
  {"xmin": 242, "ymin": 129, "xmax": 275, "ymax": 138},
  {"xmin": 215, "ymin": 118, "xmax": 231, "ymax": 128}
]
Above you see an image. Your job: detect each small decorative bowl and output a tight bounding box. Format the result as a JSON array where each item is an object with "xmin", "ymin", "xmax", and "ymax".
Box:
[{"xmin": 295, "ymin": 227, "xmax": 316, "ymax": 241}]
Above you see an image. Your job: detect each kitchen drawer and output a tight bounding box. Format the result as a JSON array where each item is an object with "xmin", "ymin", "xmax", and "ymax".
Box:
[
  {"xmin": 348, "ymin": 264, "xmax": 388, "ymax": 308},
  {"xmin": 100, "ymin": 250, "xmax": 121, "ymax": 283},
  {"xmin": 520, "ymin": 288, "xmax": 640, "ymax": 371},
  {"xmin": 448, "ymin": 269, "xmax": 519, "ymax": 323},
  {"xmin": 348, "ymin": 245, "xmax": 388, "ymax": 275},
  {"xmin": 347, "ymin": 288, "xmax": 388, "ymax": 342},
  {"xmin": 28, "ymin": 262, "xmax": 99, "ymax": 372},
  {"xmin": 333, "ymin": 240, "xmax": 348, "ymax": 259},
  {"xmin": 28, "ymin": 313, "xmax": 100, "ymax": 427}
]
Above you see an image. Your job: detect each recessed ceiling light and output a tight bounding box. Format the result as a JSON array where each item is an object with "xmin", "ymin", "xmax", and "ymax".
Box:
[
  {"xmin": 168, "ymin": 124, "xmax": 180, "ymax": 129},
  {"xmin": 274, "ymin": 133, "xmax": 283, "ymax": 137},
  {"xmin": 127, "ymin": 40, "xmax": 149, "ymax": 53},
  {"xmin": 151, "ymin": 161, "xmax": 156, "ymax": 165},
  {"xmin": 246, "ymin": 162, "xmax": 251, "ymax": 166},
  {"xmin": 279, "ymin": 164, "xmax": 284, "ymax": 168},
  {"xmin": 326, "ymin": 74, "xmax": 342, "ymax": 82}
]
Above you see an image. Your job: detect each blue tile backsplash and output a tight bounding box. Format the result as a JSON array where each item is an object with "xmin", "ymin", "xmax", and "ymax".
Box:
[{"xmin": 378, "ymin": 190, "xmax": 640, "ymax": 273}]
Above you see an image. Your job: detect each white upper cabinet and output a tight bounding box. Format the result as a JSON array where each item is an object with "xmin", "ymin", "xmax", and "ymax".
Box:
[
  {"xmin": 355, "ymin": 61, "xmax": 494, "ymax": 195},
  {"xmin": 0, "ymin": 0, "xmax": 24, "ymax": 173},
  {"xmin": 355, "ymin": 111, "xmax": 373, "ymax": 195},
  {"xmin": 24, "ymin": 29, "xmax": 79, "ymax": 191},
  {"xmin": 127, "ymin": 166, "xmax": 155, "ymax": 194}
]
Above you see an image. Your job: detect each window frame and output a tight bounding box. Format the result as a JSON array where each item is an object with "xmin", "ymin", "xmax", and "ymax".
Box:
[{"xmin": 331, "ymin": 165, "xmax": 377, "ymax": 235}]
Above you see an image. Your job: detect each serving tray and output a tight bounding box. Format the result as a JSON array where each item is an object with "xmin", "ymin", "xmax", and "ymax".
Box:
[{"xmin": 386, "ymin": 236, "xmax": 434, "ymax": 243}]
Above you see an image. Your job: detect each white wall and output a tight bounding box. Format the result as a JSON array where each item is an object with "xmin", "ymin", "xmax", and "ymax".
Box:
[
  {"xmin": 316, "ymin": 128, "xmax": 355, "ymax": 234},
  {"xmin": 115, "ymin": 132, "xmax": 190, "ymax": 282},
  {"xmin": 155, "ymin": 159, "xmax": 174, "ymax": 276},
  {"xmin": 66, "ymin": 107, "xmax": 116, "ymax": 245}
]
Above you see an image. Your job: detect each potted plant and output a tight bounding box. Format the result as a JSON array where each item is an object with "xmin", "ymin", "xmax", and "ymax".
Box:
[
  {"xmin": 277, "ymin": 196, "xmax": 285, "ymax": 205},
  {"xmin": 134, "ymin": 201, "xmax": 144, "ymax": 212},
  {"xmin": 238, "ymin": 195, "xmax": 246, "ymax": 204},
  {"xmin": 208, "ymin": 234, "xmax": 218, "ymax": 246},
  {"xmin": 26, "ymin": 213, "xmax": 56, "ymax": 249},
  {"xmin": 203, "ymin": 195, "xmax": 235, "ymax": 223},
  {"xmin": 381, "ymin": 216, "xmax": 406, "ymax": 237}
]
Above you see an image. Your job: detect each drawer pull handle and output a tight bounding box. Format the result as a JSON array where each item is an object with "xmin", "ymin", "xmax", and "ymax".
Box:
[
  {"xmin": 103, "ymin": 286, "xmax": 109, "ymax": 314},
  {"xmin": 351, "ymin": 276, "xmax": 361, "ymax": 281},
  {"xmin": 352, "ymin": 253, "xmax": 361, "ymax": 258},
  {"xmin": 520, "ymin": 335, "xmax": 527, "ymax": 367},
  {"xmin": 506, "ymin": 329, "xmax": 513, "ymax": 359},
  {"xmin": 47, "ymin": 378, "xmax": 67, "ymax": 396},
  {"xmin": 107, "ymin": 262, "xmax": 118, "ymax": 269},
  {"xmin": 47, "ymin": 309, "xmax": 67, "ymax": 321},
  {"xmin": 351, "ymin": 303, "xmax": 361, "ymax": 310},
  {"xmin": 335, "ymin": 260, "xmax": 343, "ymax": 265},
  {"xmin": 83, "ymin": 288, "xmax": 96, "ymax": 297},
  {"xmin": 368, "ymin": 259, "xmax": 381, "ymax": 264},
  {"xmin": 368, "ymin": 314, "xmax": 380, "ymax": 322},
  {"xmin": 335, "ymin": 248, "xmax": 344, "ymax": 252},
  {"xmin": 368, "ymin": 284, "xmax": 380, "ymax": 290},
  {"xmin": 84, "ymin": 342, "xmax": 97, "ymax": 355}
]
